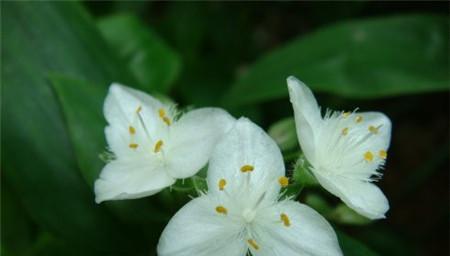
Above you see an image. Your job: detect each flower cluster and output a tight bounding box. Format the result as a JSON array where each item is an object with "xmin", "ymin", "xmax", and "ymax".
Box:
[{"xmin": 94, "ymin": 76, "xmax": 391, "ymax": 255}]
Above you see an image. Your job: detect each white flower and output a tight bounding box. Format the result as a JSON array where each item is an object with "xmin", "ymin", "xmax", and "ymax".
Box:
[
  {"xmin": 94, "ymin": 84, "xmax": 235, "ymax": 203},
  {"xmin": 157, "ymin": 118, "xmax": 342, "ymax": 256},
  {"xmin": 287, "ymin": 76, "xmax": 391, "ymax": 219}
]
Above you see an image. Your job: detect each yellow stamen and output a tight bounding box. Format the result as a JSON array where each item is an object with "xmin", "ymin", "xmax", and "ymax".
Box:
[
  {"xmin": 129, "ymin": 143, "xmax": 138, "ymax": 149},
  {"xmin": 215, "ymin": 205, "xmax": 227, "ymax": 215},
  {"xmin": 341, "ymin": 127, "xmax": 349, "ymax": 136},
  {"xmin": 368, "ymin": 125, "xmax": 379, "ymax": 134},
  {"xmin": 136, "ymin": 106, "xmax": 142, "ymax": 113},
  {"xmin": 278, "ymin": 176, "xmax": 289, "ymax": 188},
  {"xmin": 158, "ymin": 108, "xmax": 171, "ymax": 126},
  {"xmin": 364, "ymin": 151, "xmax": 374, "ymax": 162},
  {"xmin": 218, "ymin": 179, "xmax": 227, "ymax": 191},
  {"xmin": 158, "ymin": 108, "xmax": 166, "ymax": 118},
  {"xmin": 154, "ymin": 140, "xmax": 164, "ymax": 153},
  {"xmin": 162, "ymin": 116, "xmax": 171, "ymax": 126},
  {"xmin": 355, "ymin": 115, "xmax": 363, "ymax": 123},
  {"xmin": 379, "ymin": 150, "xmax": 387, "ymax": 159},
  {"xmin": 280, "ymin": 213, "xmax": 291, "ymax": 227},
  {"xmin": 247, "ymin": 239, "xmax": 260, "ymax": 250},
  {"xmin": 342, "ymin": 112, "xmax": 351, "ymax": 118},
  {"xmin": 129, "ymin": 126, "xmax": 136, "ymax": 135},
  {"xmin": 240, "ymin": 165, "xmax": 254, "ymax": 173}
]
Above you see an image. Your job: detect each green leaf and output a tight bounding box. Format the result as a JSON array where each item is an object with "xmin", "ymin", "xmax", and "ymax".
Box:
[
  {"xmin": 98, "ymin": 14, "xmax": 181, "ymax": 93},
  {"xmin": 1, "ymin": 181, "xmax": 34, "ymax": 256},
  {"xmin": 292, "ymin": 155, "xmax": 319, "ymax": 187},
  {"xmin": 48, "ymin": 74, "xmax": 107, "ymax": 185},
  {"xmin": 225, "ymin": 14, "xmax": 449, "ymax": 107},
  {"xmin": 337, "ymin": 231, "xmax": 380, "ymax": 256},
  {"xmin": 49, "ymin": 74, "xmax": 170, "ymax": 243},
  {"xmin": 2, "ymin": 1, "xmax": 143, "ymax": 252},
  {"xmin": 328, "ymin": 204, "xmax": 372, "ymax": 226},
  {"xmin": 303, "ymin": 193, "xmax": 333, "ymax": 216},
  {"xmin": 268, "ymin": 117, "xmax": 298, "ymax": 152}
]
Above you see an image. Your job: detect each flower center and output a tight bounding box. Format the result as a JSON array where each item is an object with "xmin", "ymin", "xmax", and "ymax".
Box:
[{"xmin": 242, "ymin": 208, "xmax": 256, "ymax": 223}]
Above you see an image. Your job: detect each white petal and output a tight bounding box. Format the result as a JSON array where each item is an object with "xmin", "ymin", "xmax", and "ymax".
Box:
[
  {"xmin": 165, "ymin": 108, "xmax": 235, "ymax": 179},
  {"xmin": 312, "ymin": 110, "xmax": 392, "ymax": 181},
  {"xmin": 356, "ymin": 111, "xmax": 392, "ymax": 150},
  {"xmin": 287, "ymin": 76, "xmax": 322, "ymax": 164},
  {"xmin": 206, "ymin": 118, "xmax": 285, "ymax": 201},
  {"xmin": 94, "ymin": 158, "xmax": 175, "ymax": 203},
  {"xmin": 103, "ymin": 83, "xmax": 168, "ymax": 157},
  {"xmin": 157, "ymin": 196, "xmax": 247, "ymax": 256},
  {"xmin": 251, "ymin": 200, "xmax": 342, "ymax": 256},
  {"xmin": 314, "ymin": 172, "xmax": 389, "ymax": 219}
]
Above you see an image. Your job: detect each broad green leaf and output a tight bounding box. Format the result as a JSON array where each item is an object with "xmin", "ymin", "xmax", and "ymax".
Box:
[
  {"xmin": 337, "ymin": 231, "xmax": 380, "ymax": 256},
  {"xmin": 1, "ymin": 181, "xmax": 34, "ymax": 256},
  {"xmin": 48, "ymin": 74, "xmax": 106, "ymax": 185},
  {"xmin": 2, "ymin": 1, "xmax": 144, "ymax": 253},
  {"xmin": 49, "ymin": 74, "xmax": 171, "ymax": 242},
  {"xmin": 224, "ymin": 14, "xmax": 449, "ymax": 107},
  {"xmin": 98, "ymin": 14, "xmax": 181, "ymax": 93}
]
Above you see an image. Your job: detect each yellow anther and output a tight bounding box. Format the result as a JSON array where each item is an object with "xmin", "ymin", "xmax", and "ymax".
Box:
[
  {"xmin": 158, "ymin": 108, "xmax": 171, "ymax": 126},
  {"xmin": 154, "ymin": 140, "xmax": 164, "ymax": 153},
  {"xmin": 278, "ymin": 176, "xmax": 289, "ymax": 188},
  {"xmin": 342, "ymin": 112, "xmax": 351, "ymax": 118},
  {"xmin": 379, "ymin": 150, "xmax": 387, "ymax": 159},
  {"xmin": 368, "ymin": 125, "xmax": 379, "ymax": 134},
  {"xmin": 162, "ymin": 116, "xmax": 172, "ymax": 126},
  {"xmin": 355, "ymin": 115, "xmax": 363, "ymax": 123},
  {"xmin": 247, "ymin": 239, "xmax": 260, "ymax": 250},
  {"xmin": 218, "ymin": 179, "xmax": 227, "ymax": 191},
  {"xmin": 129, "ymin": 126, "xmax": 136, "ymax": 135},
  {"xmin": 158, "ymin": 108, "xmax": 166, "ymax": 118},
  {"xmin": 240, "ymin": 165, "xmax": 254, "ymax": 173},
  {"xmin": 129, "ymin": 143, "xmax": 138, "ymax": 149},
  {"xmin": 136, "ymin": 106, "xmax": 142, "ymax": 113},
  {"xmin": 280, "ymin": 213, "xmax": 291, "ymax": 227},
  {"xmin": 215, "ymin": 205, "xmax": 228, "ymax": 215},
  {"xmin": 364, "ymin": 151, "xmax": 374, "ymax": 162},
  {"xmin": 341, "ymin": 127, "xmax": 349, "ymax": 136}
]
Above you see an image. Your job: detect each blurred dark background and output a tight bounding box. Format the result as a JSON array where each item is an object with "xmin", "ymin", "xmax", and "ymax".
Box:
[{"xmin": 2, "ymin": 1, "xmax": 448, "ymax": 256}]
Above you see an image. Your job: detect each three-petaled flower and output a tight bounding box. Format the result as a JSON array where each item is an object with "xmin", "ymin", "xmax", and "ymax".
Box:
[
  {"xmin": 94, "ymin": 84, "xmax": 235, "ymax": 203},
  {"xmin": 287, "ymin": 76, "xmax": 391, "ymax": 219},
  {"xmin": 157, "ymin": 118, "xmax": 342, "ymax": 256}
]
